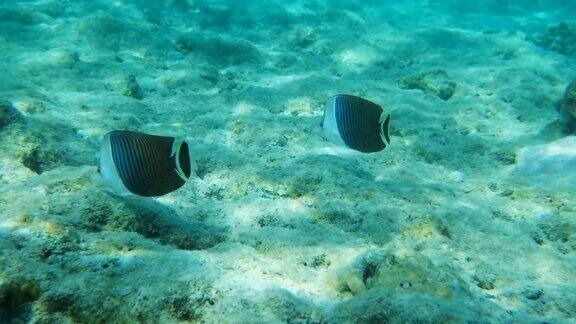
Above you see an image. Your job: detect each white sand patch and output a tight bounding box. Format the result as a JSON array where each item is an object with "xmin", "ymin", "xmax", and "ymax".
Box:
[{"xmin": 517, "ymin": 136, "xmax": 576, "ymax": 178}]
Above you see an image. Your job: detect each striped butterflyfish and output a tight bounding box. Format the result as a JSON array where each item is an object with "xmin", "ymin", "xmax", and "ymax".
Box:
[
  {"xmin": 99, "ymin": 130, "xmax": 192, "ymax": 197},
  {"xmin": 321, "ymin": 94, "xmax": 391, "ymax": 153}
]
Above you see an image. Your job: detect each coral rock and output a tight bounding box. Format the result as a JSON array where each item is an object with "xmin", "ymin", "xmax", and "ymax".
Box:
[
  {"xmin": 0, "ymin": 100, "xmax": 25, "ymax": 129},
  {"xmin": 533, "ymin": 22, "xmax": 576, "ymax": 56},
  {"xmin": 398, "ymin": 70, "xmax": 457, "ymax": 101}
]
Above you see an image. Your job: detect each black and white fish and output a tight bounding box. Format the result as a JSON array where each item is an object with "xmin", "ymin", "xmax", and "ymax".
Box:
[
  {"xmin": 321, "ymin": 94, "xmax": 391, "ymax": 153},
  {"xmin": 99, "ymin": 130, "xmax": 192, "ymax": 197}
]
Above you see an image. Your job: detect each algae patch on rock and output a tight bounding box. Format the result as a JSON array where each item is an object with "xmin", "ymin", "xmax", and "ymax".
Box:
[
  {"xmin": 175, "ymin": 32, "xmax": 262, "ymax": 67},
  {"xmin": 398, "ymin": 70, "xmax": 457, "ymax": 101},
  {"xmin": 0, "ymin": 281, "xmax": 40, "ymax": 322},
  {"xmin": 119, "ymin": 74, "xmax": 143, "ymax": 99},
  {"xmin": 533, "ymin": 22, "xmax": 576, "ymax": 57},
  {"xmin": 0, "ymin": 99, "xmax": 25, "ymax": 129},
  {"xmin": 561, "ymin": 77, "xmax": 576, "ymax": 129}
]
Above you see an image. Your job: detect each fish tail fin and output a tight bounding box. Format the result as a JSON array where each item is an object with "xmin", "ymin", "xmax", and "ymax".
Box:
[
  {"xmin": 379, "ymin": 114, "xmax": 391, "ymax": 146},
  {"xmin": 171, "ymin": 137, "xmax": 190, "ymax": 182}
]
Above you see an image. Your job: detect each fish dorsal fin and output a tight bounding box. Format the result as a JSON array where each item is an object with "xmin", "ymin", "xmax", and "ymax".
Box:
[
  {"xmin": 379, "ymin": 113, "xmax": 391, "ymax": 146},
  {"xmin": 171, "ymin": 137, "xmax": 189, "ymax": 181}
]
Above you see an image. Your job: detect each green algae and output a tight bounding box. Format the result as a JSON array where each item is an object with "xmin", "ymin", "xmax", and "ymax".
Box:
[
  {"xmin": 533, "ymin": 22, "xmax": 576, "ymax": 56},
  {"xmin": 120, "ymin": 74, "xmax": 143, "ymax": 100},
  {"xmin": 398, "ymin": 69, "xmax": 457, "ymax": 101},
  {"xmin": 0, "ymin": 281, "xmax": 40, "ymax": 320}
]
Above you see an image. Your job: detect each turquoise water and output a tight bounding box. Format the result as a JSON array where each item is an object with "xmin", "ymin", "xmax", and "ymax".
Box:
[{"xmin": 1, "ymin": 0, "xmax": 575, "ymax": 322}]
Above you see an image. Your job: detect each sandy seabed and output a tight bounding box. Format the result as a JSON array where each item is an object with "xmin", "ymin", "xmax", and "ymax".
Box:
[{"xmin": 1, "ymin": 0, "xmax": 576, "ymax": 322}]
